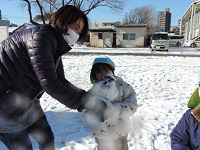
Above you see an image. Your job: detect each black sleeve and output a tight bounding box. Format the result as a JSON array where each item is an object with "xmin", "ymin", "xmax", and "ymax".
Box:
[{"xmin": 26, "ymin": 26, "xmax": 85, "ymax": 109}]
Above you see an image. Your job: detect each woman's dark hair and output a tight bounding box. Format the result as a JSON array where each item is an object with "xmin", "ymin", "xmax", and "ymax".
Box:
[
  {"xmin": 90, "ymin": 63, "xmax": 115, "ymax": 82},
  {"xmin": 50, "ymin": 5, "xmax": 89, "ymax": 43}
]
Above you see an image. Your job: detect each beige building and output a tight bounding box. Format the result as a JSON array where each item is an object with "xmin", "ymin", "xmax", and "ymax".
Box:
[
  {"xmin": 181, "ymin": 0, "xmax": 200, "ymax": 41},
  {"xmin": 90, "ymin": 28, "xmax": 116, "ymax": 48},
  {"xmin": 0, "ymin": 26, "xmax": 9, "ymax": 43},
  {"xmin": 0, "ymin": 17, "xmax": 9, "ymax": 42},
  {"xmin": 89, "ymin": 22, "xmax": 148, "ymax": 48},
  {"xmin": 115, "ymin": 24, "xmax": 148, "ymax": 48},
  {"xmin": 90, "ymin": 21, "xmax": 117, "ymax": 47}
]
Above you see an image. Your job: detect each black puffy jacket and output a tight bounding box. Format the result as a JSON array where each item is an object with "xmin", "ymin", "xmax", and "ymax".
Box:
[{"xmin": 0, "ymin": 24, "xmax": 85, "ymax": 110}]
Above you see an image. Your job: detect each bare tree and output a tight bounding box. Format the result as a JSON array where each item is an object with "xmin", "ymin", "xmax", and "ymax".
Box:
[
  {"xmin": 123, "ymin": 4, "xmax": 157, "ymax": 34},
  {"xmin": 18, "ymin": 0, "xmax": 125, "ymax": 25}
]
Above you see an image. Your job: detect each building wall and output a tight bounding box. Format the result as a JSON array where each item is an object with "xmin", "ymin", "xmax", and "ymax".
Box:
[
  {"xmin": 91, "ymin": 21, "xmax": 116, "ymax": 29},
  {"xmin": 90, "ymin": 32, "xmax": 99, "ymax": 47},
  {"xmin": 90, "ymin": 32, "xmax": 114, "ymax": 48},
  {"xmin": 181, "ymin": 1, "xmax": 200, "ymax": 41},
  {"xmin": 158, "ymin": 8, "xmax": 171, "ymax": 32},
  {"xmin": 0, "ymin": 26, "xmax": 8, "ymax": 42},
  {"xmin": 170, "ymin": 26, "xmax": 180, "ymax": 33},
  {"xmin": 116, "ymin": 27, "xmax": 146, "ymax": 47},
  {"xmin": 103, "ymin": 32, "xmax": 113, "ymax": 47},
  {"xmin": 0, "ymin": 19, "xmax": 10, "ymax": 26}
]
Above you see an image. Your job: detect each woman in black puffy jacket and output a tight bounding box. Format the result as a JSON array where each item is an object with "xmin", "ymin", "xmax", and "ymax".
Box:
[{"xmin": 0, "ymin": 5, "xmax": 106, "ymax": 150}]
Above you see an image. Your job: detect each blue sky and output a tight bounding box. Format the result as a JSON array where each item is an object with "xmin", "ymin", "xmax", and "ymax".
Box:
[{"xmin": 0, "ymin": 0, "xmax": 196, "ymax": 26}]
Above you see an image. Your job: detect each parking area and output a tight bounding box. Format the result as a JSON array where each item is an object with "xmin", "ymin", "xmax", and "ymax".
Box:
[{"xmin": 69, "ymin": 46, "xmax": 200, "ymax": 57}]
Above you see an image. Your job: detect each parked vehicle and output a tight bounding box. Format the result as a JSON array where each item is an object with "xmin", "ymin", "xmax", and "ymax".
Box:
[
  {"xmin": 168, "ymin": 35, "xmax": 184, "ymax": 47},
  {"xmin": 150, "ymin": 32, "xmax": 169, "ymax": 51},
  {"xmin": 184, "ymin": 36, "xmax": 200, "ymax": 47}
]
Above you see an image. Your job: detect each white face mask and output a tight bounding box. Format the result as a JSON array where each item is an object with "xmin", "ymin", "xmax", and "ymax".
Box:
[{"xmin": 62, "ymin": 28, "xmax": 79, "ymax": 45}]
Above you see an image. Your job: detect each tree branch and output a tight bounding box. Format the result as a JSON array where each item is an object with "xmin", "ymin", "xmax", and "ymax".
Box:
[
  {"xmin": 21, "ymin": 0, "xmax": 126, "ymax": 24},
  {"xmin": 23, "ymin": 0, "xmax": 39, "ymax": 25},
  {"xmin": 36, "ymin": 0, "xmax": 46, "ymax": 24}
]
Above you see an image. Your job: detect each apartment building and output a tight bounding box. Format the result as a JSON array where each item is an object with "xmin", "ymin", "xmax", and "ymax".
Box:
[
  {"xmin": 157, "ymin": 8, "xmax": 171, "ymax": 32},
  {"xmin": 181, "ymin": 0, "xmax": 200, "ymax": 41}
]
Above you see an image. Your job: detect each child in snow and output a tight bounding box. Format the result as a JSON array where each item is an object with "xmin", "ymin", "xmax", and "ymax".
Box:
[
  {"xmin": 170, "ymin": 105, "xmax": 200, "ymax": 149},
  {"xmin": 170, "ymin": 71, "xmax": 200, "ymax": 150},
  {"xmin": 82, "ymin": 56, "xmax": 138, "ymax": 150}
]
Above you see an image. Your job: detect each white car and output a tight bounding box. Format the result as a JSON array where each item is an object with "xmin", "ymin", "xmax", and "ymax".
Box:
[
  {"xmin": 168, "ymin": 35, "xmax": 184, "ymax": 47},
  {"xmin": 184, "ymin": 36, "xmax": 200, "ymax": 47},
  {"xmin": 150, "ymin": 32, "xmax": 169, "ymax": 51}
]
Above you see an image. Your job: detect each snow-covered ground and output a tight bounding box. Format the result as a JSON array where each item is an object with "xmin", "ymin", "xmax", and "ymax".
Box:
[{"xmin": 0, "ymin": 47, "xmax": 200, "ymax": 150}]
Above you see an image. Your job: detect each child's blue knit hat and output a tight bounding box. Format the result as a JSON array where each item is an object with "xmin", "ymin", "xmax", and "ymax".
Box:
[
  {"xmin": 93, "ymin": 56, "xmax": 115, "ymax": 69},
  {"xmin": 90, "ymin": 56, "xmax": 115, "ymax": 84}
]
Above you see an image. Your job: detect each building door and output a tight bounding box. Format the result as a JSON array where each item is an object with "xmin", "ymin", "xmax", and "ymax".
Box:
[{"xmin": 112, "ymin": 33, "xmax": 116, "ymax": 47}]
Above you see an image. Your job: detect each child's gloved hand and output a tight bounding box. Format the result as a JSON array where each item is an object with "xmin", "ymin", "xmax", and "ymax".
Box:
[
  {"xmin": 78, "ymin": 94, "xmax": 108, "ymax": 122},
  {"xmin": 86, "ymin": 107, "xmax": 105, "ymax": 122}
]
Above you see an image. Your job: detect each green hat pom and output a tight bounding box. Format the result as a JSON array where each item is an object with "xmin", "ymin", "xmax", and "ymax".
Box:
[{"xmin": 187, "ymin": 88, "xmax": 200, "ymax": 109}]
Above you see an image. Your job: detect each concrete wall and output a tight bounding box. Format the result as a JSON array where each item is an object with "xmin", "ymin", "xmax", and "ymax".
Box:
[
  {"xmin": 116, "ymin": 27, "xmax": 146, "ymax": 47},
  {"xmin": 0, "ymin": 19, "xmax": 10, "ymax": 26},
  {"xmin": 90, "ymin": 32, "xmax": 99, "ymax": 47},
  {"xmin": 0, "ymin": 26, "xmax": 8, "ymax": 43},
  {"xmin": 103, "ymin": 32, "xmax": 113, "ymax": 47},
  {"xmin": 181, "ymin": 1, "xmax": 200, "ymax": 40},
  {"xmin": 90, "ymin": 32, "xmax": 114, "ymax": 47}
]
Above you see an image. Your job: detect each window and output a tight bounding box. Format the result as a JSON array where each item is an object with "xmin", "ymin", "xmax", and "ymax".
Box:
[
  {"xmin": 169, "ymin": 35, "xmax": 184, "ymax": 39},
  {"xmin": 123, "ymin": 33, "xmax": 135, "ymax": 40},
  {"xmin": 123, "ymin": 33, "xmax": 129, "ymax": 40},
  {"xmin": 129, "ymin": 33, "xmax": 135, "ymax": 40},
  {"xmin": 196, "ymin": 37, "xmax": 200, "ymax": 41},
  {"xmin": 152, "ymin": 34, "xmax": 168, "ymax": 40},
  {"xmin": 98, "ymin": 33, "xmax": 102, "ymax": 39}
]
